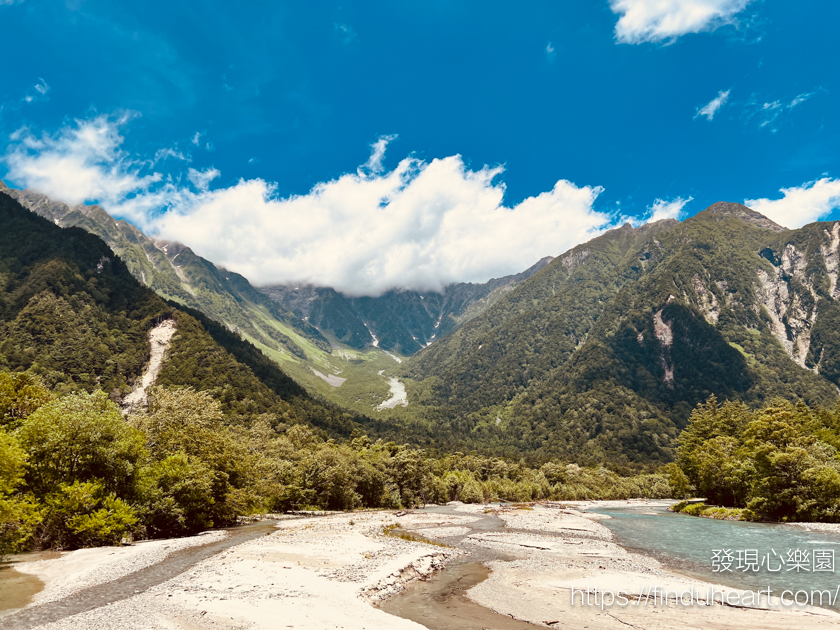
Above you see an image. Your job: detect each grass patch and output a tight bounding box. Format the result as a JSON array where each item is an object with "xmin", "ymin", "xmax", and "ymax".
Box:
[
  {"xmin": 381, "ymin": 524, "xmax": 452, "ymax": 548},
  {"xmin": 671, "ymin": 501, "xmax": 756, "ymax": 521}
]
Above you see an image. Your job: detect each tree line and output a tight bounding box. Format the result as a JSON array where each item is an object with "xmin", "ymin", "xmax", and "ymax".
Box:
[{"xmin": 0, "ymin": 371, "xmax": 669, "ymax": 553}]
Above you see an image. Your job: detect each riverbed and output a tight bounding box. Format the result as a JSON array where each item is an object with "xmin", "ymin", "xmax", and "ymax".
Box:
[
  {"xmin": 391, "ymin": 501, "xmax": 840, "ymax": 629},
  {"xmin": 4, "ymin": 502, "xmax": 840, "ymax": 629}
]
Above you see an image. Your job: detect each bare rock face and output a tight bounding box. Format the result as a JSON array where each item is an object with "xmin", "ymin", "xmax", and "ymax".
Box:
[
  {"xmin": 123, "ymin": 319, "xmax": 177, "ymax": 412},
  {"xmin": 755, "ymin": 226, "xmax": 840, "ymax": 370}
]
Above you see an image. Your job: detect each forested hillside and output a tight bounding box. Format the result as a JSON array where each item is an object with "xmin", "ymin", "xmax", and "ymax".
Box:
[
  {"xmin": 404, "ymin": 203, "xmax": 840, "ymax": 466},
  {"xmin": 0, "ymin": 182, "xmax": 331, "ymax": 362},
  {"xmin": 0, "ymin": 189, "xmax": 379, "ymax": 437}
]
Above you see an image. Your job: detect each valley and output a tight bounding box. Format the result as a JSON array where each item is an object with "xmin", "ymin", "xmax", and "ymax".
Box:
[{"xmin": 5, "ymin": 180, "xmax": 840, "ymax": 464}]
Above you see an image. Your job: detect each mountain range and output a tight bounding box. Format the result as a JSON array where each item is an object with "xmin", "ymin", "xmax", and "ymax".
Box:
[
  {"xmin": 4, "ymin": 179, "xmax": 839, "ymax": 469},
  {"xmin": 260, "ymin": 257, "xmax": 552, "ymax": 355}
]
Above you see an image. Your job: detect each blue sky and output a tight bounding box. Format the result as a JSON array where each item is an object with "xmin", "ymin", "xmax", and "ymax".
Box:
[{"xmin": 1, "ymin": 0, "xmax": 838, "ymax": 293}]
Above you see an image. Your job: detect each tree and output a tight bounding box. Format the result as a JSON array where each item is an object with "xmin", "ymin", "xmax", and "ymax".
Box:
[
  {"xmin": 0, "ymin": 430, "xmax": 29, "ymax": 555},
  {"xmin": 16, "ymin": 390, "xmax": 146, "ymax": 497},
  {"xmin": 134, "ymin": 387, "xmax": 258, "ymax": 528},
  {"xmin": 0, "ymin": 372, "xmax": 52, "ymax": 429}
]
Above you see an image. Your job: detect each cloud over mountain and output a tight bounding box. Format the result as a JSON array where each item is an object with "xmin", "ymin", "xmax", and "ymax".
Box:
[
  {"xmin": 3, "ymin": 116, "xmax": 613, "ymax": 295},
  {"xmin": 745, "ymin": 178, "xmax": 840, "ymax": 229}
]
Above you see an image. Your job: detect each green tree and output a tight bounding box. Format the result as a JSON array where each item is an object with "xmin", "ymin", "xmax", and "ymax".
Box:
[
  {"xmin": 0, "ymin": 430, "xmax": 29, "ymax": 555},
  {"xmin": 135, "ymin": 387, "xmax": 259, "ymax": 529},
  {"xmin": 36, "ymin": 481, "xmax": 137, "ymax": 549},
  {"xmin": 137, "ymin": 453, "xmax": 216, "ymax": 537},
  {"xmin": 0, "ymin": 372, "xmax": 52, "ymax": 429},
  {"xmin": 16, "ymin": 390, "xmax": 146, "ymax": 497}
]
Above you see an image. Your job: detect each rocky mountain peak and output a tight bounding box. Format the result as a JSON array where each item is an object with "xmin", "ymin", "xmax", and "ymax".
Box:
[{"xmin": 698, "ymin": 201, "xmax": 786, "ymax": 232}]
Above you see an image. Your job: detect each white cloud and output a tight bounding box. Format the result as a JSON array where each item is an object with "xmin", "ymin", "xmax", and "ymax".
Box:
[
  {"xmin": 745, "ymin": 91, "xmax": 817, "ymax": 132},
  {"xmin": 787, "ymin": 92, "xmax": 814, "ymax": 110},
  {"xmin": 22, "ymin": 78, "xmax": 50, "ymax": 104},
  {"xmin": 334, "ymin": 23, "xmax": 357, "ymax": 44},
  {"xmin": 610, "ymin": 0, "xmax": 754, "ymax": 44},
  {"xmin": 745, "ymin": 178, "xmax": 840, "ymax": 229},
  {"xmin": 3, "ymin": 116, "xmax": 614, "ymax": 296},
  {"xmin": 695, "ymin": 89, "xmax": 730, "ymax": 121},
  {"xmin": 155, "ymin": 162, "xmax": 609, "ymax": 295},
  {"xmin": 647, "ymin": 196, "xmax": 693, "ymax": 222},
  {"xmin": 4, "ymin": 114, "xmax": 160, "ymax": 206},
  {"xmin": 361, "ymin": 135, "xmax": 397, "ymax": 174},
  {"xmin": 191, "ymin": 131, "xmax": 202, "ymax": 145},
  {"xmin": 545, "ymin": 42, "xmax": 556, "ymax": 62},
  {"xmin": 154, "ymin": 147, "xmax": 188, "ymax": 163},
  {"xmin": 187, "ymin": 167, "xmax": 220, "ymax": 192}
]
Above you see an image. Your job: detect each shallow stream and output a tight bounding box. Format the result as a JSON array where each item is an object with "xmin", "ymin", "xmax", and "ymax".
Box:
[
  {"xmin": 380, "ymin": 505, "xmax": 543, "ymax": 629},
  {"xmin": 594, "ymin": 505, "xmax": 840, "ymax": 609}
]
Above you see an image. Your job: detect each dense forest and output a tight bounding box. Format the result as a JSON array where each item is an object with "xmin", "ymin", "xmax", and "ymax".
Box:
[{"xmin": 670, "ymin": 396, "xmax": 840, "ymax": 522}]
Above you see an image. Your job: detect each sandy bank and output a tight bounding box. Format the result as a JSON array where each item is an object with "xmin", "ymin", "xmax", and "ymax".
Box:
[
  {"xmin": 14, "ymin": 501, "xmax": 840, "ymax": 629},
  {"xmin": 15, "ymin": 530, "xmax": 227, "ymax": 606},
  {"xmin": 22, "ymin": 511, "xmax": 461, "ymax": 629}
]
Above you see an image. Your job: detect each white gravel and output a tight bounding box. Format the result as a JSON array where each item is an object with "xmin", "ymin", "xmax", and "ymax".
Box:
[
  {"xmin": 17, "ymin": 530, "xmax": 227, "ymax": 606},
  {"xmin": 28, "ymin": 511, "xmax": 455, "ymax": 630}
]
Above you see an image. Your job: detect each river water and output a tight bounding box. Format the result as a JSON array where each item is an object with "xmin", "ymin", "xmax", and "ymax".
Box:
[
  {"xmin": 0, "ymin": 551, "xmax": 62, "ymax": 616},
  {"xmin": 594, "ymin": 505, "xmax": 840, "ymax": 608},
  {"xmin": 385, "ymin": 503, "xmax": 840, "ymax": 627}
]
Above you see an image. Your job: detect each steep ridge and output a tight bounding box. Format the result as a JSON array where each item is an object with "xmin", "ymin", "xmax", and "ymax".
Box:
[
  {"xmin": 0, "ymin": 181, "xmax": 330, "ymax": 362},
  {"xmin": 260, "ymin": 256, "xmax": 553, "ymax": 355},
  {"xmin": 403, "ymin": 204, "xmax": 840, "ymax": 466},
  {"xmin": 406, "ymin": 219, "xmax": 680, "ymax": 403}
]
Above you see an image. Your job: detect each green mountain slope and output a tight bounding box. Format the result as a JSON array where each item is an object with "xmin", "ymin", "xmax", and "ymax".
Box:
[
  {"xmin": 0, "ymin": 189, "xmax": 382, "ymax": 437},
  {"xmin": 403, "ymin": 203, "xmax": 840, "ymax": 466},
  {"xmin": 0, "ymin": 181, "xmax": 330, "ymax": 362}
]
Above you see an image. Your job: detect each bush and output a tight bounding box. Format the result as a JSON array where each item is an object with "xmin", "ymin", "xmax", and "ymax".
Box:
[{"xmin": 32, "ymin": 481, "xmax": 138, "ymax": 549}]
